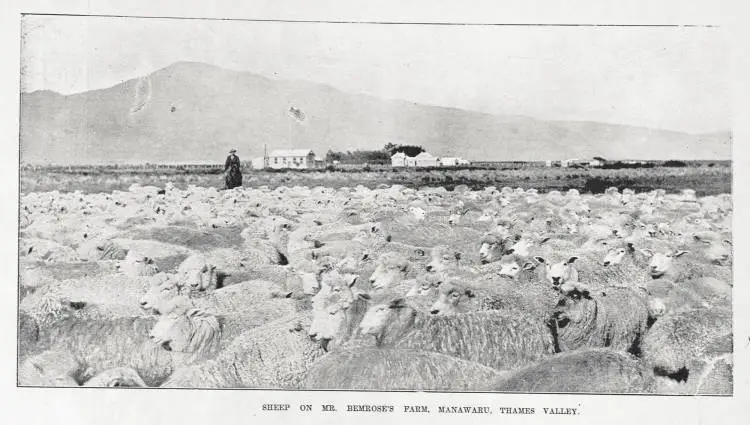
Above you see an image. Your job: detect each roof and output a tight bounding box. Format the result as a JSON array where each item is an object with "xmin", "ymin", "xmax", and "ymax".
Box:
[
  {"xmin": 268, "ymin": 149, "xmax": 314, "ymax": 157},
  {"xmin": 414, "ymin": 152, "xmax": 435, "ymax": 159},
  {"xmin": 391, "ymin": 152, "xmax": 407, "ymax": 158}
]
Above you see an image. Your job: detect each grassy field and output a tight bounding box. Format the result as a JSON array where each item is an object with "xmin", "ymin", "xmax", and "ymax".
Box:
[{"xmin": 20, "ymin": 164, "xmax": 732, "ymax": 196}]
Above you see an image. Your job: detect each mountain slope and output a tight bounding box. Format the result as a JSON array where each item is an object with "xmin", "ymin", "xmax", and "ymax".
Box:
[{"xmin": 20, "ymin": 61, "xmax": 731, "ymax": 164}]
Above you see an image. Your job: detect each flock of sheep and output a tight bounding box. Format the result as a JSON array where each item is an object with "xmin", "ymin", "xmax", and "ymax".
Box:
[{"xmin": 18, "ymin": 181, "xmax": 732, "ymax": 393}]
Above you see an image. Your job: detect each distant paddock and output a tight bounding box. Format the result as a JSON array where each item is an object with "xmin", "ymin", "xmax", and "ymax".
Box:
[{"xmin": 20, "ymin": 164, "xmax": 732, "ymax": 196}]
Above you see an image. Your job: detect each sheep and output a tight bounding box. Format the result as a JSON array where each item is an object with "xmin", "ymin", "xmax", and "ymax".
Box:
[
  {"xmin": 31, "ymin": 300, "xmax": 220, "ymax": 387},
  {"xmin": 642, "ymin": 306, "xmax": 732, "ymax": 387},
  {"xmin": 477, "ymin": 232, "xmax": 517, "ymax": 264},
  {"xmin": 116, "ymin": 251, "xmax": 160, "ymax": 277},
  {"xmin": 357, "ymin": 291, "xmax": 555, "ymax": 370},
  {"xmin": 82, "ymin": 367, "xmax": 148, "ymax": 387},
  {"xmin": 162, "ymin": 314, "xmax": 325, "ymax": 389},
  {"xmin": 639, "ymin": 248, "xmax": 731, "ymax": 283},
  {"xmin": 19, "ymin": 237, "xmax": 80, "ymax": 263},
  {"xmin": 425, "ymin": 245, "xmax": 464, "ymax": 273},
  {"xmin": 308, "ymin": 271, "xmax": 368, "ymax": 352},
  {"xmin": 488, "ymin": 348, "xmax": 655, "ymax": 393},
  {"xmin": 549, "ymin": 281, "xmax": 651, "ymax": 356},
  {"xmin": 18, "ymin": 349, "xmax": 80, "ymax": 387},
  {"xmin": 368, "ymin": 252, "xmax": 412, "ymax": 289},
  {"xmin": 303, "ymin": 348, "xmax": 504, "ymax": 391}
]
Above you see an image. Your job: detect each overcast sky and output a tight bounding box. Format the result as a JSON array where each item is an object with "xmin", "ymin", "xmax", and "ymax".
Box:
[{"xmin": 21, "ymin": 15, "xmax": 731, "ymax": 134}]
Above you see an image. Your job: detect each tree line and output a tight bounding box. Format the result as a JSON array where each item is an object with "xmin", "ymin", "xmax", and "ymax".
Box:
[{"xmin": 325, "ymin": 143, "xmax": 426, "ymax": 164}]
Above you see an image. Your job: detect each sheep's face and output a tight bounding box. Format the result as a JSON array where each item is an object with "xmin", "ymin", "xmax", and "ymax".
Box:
[
  {"xmin": 478, "ymin": 234, "xmax": 511, "ymax": 265},
  {"xmin": 308, "ymin": 299, "xmax": 349, "ymax": 350},
  {"xmin": 429, "ymin": 282, "xmax": 474, "ymax": 316},
  {"xmin": 358, "ymin": 297, "xmax": 403, "ymax": 337},
  {"xmin": 426, "ymin": 247, "xmax": 460, "ymax": 273},
  {"xmin": 369, "ymin": 255, "xmax": 408, "ymax": 289},
  {"xmin": 602, "ymin": 248, "xmax": 628, "ymax": 266},
  {"xmin": 535, "ymin": 256, "xmax": 579, "ymax": 287},
  {"xmin": 117, "ymin": 253, "xmax": 160, "ymax": 277},
  {"xmin": 553, "ymin": 286, "xmax": 593, "ymax": 324},
  {"xmin": 640, "ymin": 249, "xmax": 688, "ymax": 278},
  {"xmin": 185, "ymin": 264, "xmax": 217, "ymax": 292},
  {"xmin": 447, "ymin": 212, "xmax": 462, "ymax": 226},
  {"xmin": 149, "ymin": 307, "xmax": 191, "ymax": 352},
  {"xmin": 140, "ymin": 277, "xmax": 180, "ymax": 314},
  {"xmin": 498, "ymin": 258, "xmax": 536, "ymax": 279}
]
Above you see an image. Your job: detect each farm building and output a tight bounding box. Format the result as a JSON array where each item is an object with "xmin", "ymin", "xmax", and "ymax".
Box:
[
  {"xmin": 266, "ymin": 149, "xmax": 317, "ymax": 169},
  {"xmin": 414, "ymin": 152, "xmax": 440, "ymax": 168},
  {"xmin": 439, "ymin": 157, "xmax": 469, "ymax": 167},
  {"xmin": 391, "ymin": 152, "xmax": 407, "ymax": 167}
]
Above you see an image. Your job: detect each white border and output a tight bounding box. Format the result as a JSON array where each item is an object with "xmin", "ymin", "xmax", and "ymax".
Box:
[{"xmin": 2, "ymin": 1, "xmax": 748, "ymax": 424}]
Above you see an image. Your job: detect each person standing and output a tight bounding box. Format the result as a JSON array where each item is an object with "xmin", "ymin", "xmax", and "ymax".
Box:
[{"xmin": 224, "ymin": 149, "xmax": 243, "ymax": 189}]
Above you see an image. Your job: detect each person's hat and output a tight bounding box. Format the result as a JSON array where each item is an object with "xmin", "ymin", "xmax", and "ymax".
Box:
[{"xmin": 229, "ymin": 149, "xmax": 237, "ymax": 153}]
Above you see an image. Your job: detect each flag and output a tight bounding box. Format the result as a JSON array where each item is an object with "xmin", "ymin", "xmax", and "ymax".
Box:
[{"xmin": 288, "ymin": 106, "xmax": 306, "ymax": 123}]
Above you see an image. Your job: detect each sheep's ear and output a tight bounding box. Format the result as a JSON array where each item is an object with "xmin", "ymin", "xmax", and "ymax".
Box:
[
  {"xmin": 626, "ymin": 242, "xmax": 635, "ymax": 253},
  {"xmin": 522, "ymin": 262, "xmax": 535, "ymax": 271},
  {"xmin": 284, "ymin": 291, "xmax": 293, "ymax": 299},
  {"xmin": 347, "ymin": 275, "xmax": 358, "ymax": 288},
  {"xmin": 539, "ymin": 237, "xmax": 551, "ymax": 245},
  {"xmin": 358, "ymin": 292, "xmax": 371, "ymax": 301},
  {"xmin": 454, "ymin": 252, "xmax": 462, "ymax": 261},
  {"xmin": 639, "ymin": 249, "xmax": 654, "ymax": 257},
  {"xmin": 389, "ymin": 298, "xmax": 406, "ymax": 309},
  {"xmin": 673, "ymin": 250, "xmax": 688, "ymax": 258},
  {"xmin": 465, "ymin": 289, "xmax": 476, "ymax": 298},
  {"xmin": 533, "ymin": 256, "xmax": 547, "ymax": 264},
  {"xmin": 566, "ymin": 256, "xmax": 579, "ymax": 264},
  {"xmin": 723, "ymin": 239, "xmax": 733, "ymax": 246}
]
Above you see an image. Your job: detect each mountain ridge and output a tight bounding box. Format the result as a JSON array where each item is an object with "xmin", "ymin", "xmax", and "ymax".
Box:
[{"xmin": 20, "ymin": 61, "xmax": 731, "ymax": 165}]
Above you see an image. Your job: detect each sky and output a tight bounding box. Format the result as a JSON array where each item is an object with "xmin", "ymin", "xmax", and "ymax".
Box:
[{"xmin": 20, "ymin": 15, "xmax": 731, "ymax": 134}]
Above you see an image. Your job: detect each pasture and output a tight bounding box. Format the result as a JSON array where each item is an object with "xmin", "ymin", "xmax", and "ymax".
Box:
[
  {"xmin": 17, "ymin": 177, "xmax": 732, "ymax": 393},
  {"xmin": 20, "ymin": 164, "xmax": 731, "ymax": 196}
]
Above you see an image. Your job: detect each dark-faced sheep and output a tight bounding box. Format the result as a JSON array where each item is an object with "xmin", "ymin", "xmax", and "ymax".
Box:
[
  {"xmin": 550, "ymin": 281, "xmax": 651, "ymax": 356},
  {"xmin": 488, "ymin": 348, "xmax": 655, "ymax": 393},
  {"xmin": 303, "ymin": 348, "xmax": 504, "ymax": 391}
]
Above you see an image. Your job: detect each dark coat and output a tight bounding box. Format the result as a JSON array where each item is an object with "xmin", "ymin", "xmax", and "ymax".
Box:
[{"xmin": 224, "ymin": 154, "xmax": 242, "ymax": 189}]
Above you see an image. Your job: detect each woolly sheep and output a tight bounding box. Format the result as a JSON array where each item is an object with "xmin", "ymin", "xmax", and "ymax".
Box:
[
  {"xmin": 116, "ymin": 251, "xmax": 160, "ymax": 277},
  {"xmin": 642, "ymin": 306, "xmax": 731, "ymax": 383},
  {"xmin": 163, "ymin": 315, "xmax": 324, "ymax": 389},
  {"xmin": 33, "ymin": 302, "xmax": 221, "ymax": 386},
  {"xmin": 488, "ymin": 348, "xmax": 654, "ymax": 393},
  {"xmin": 550, "ymin": 281, "xmax": 651, "ymax": 355},
  {"xmin": 83, "ymin": 367, "xmax": 148, "ymax": 387},
  {"xmin": 303, "ymin": 348, "xmax": 503, "ymax": 391},
  {"xmin": 368, "ymin": 252, "xmax": 410, "ymax": 289}
]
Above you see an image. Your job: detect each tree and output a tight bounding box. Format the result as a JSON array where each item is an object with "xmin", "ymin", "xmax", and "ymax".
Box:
[{"xmin": 384, "ymin": 143, "xmax": 425, "ymax": 157}]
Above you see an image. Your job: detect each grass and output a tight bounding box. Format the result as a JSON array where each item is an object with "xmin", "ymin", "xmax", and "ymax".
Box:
[{"xmin": 20, "ymin": 165, "xmax": 732, "ymax": 196}]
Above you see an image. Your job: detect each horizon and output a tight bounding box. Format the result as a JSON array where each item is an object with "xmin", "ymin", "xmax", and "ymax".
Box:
[{"xmin": 21, "ymin": 15, "xmax": 731, "ymax": 134}]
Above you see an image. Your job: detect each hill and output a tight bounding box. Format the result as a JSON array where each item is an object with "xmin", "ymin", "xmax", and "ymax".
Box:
[{"xmin": 20, "ymin": 61, "xmax": 731, "ymax": 165}]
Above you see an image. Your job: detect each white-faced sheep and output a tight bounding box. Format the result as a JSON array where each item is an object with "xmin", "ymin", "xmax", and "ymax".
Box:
[
  {"xmin": 357, "ymin": 291, "xmax": 555, "ymax": 370},
  {"xmin": 368, "ymin": 252, "xmax": 412, "ymax": 290},
  {"xmin": 303, "ymin": 348, "xmax": 504, "ymax": 391},
  {"xmin": 116, "ymin": 251, "xmax": 160, "ymax": 278},
  {"xmin": 162, "ymin": 314, "xmax": 325, "ymax": 389},
  {"xmin": 488, "ymin": 348, "xmax": 655, "ymax": 393},
  {"xmin": 31, "ymin": 299, "xmax": 221, "ymax": 387},
  {"xmin": 549, "ymin": 281, "xmax": 651, "ymax": 356},
  {"xmin": 639, "ymin": 248, "xmax": 731, "ymax": 283}
]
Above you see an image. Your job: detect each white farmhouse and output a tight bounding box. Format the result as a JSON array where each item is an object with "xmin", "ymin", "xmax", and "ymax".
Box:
[
  {"xmin": 439, "ymin": 157, "xmax": 468, "ymax": 167},
  {"xmin": 267, "ymin": 149, "xmax": 316, "ymax": 169},
  {"xmin": 391, "ymin": 152, "xmax": 407, "ymax": 167},
  {"xmin": 414, "ymin": 152, "xmax": 440, "ymax": 168}
]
